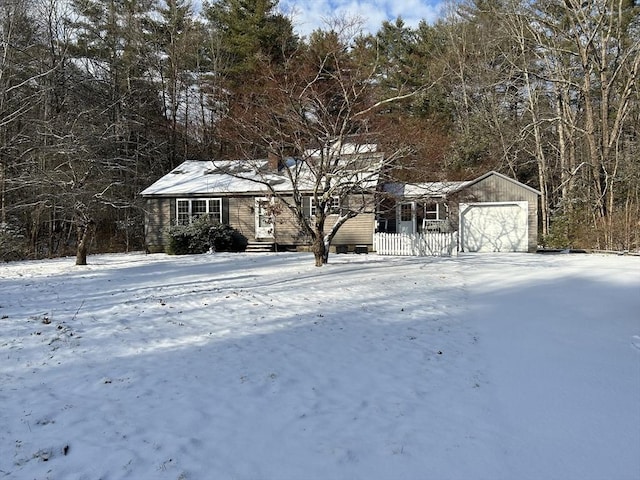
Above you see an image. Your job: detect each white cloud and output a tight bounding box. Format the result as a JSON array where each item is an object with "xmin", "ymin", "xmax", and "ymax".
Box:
[{"xmin": 279, "ymin": 0, "xmax": 445, "ymax": 38}]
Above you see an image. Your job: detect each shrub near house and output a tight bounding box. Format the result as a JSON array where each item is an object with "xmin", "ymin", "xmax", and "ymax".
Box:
[{"xmin": 165, "ymin": 216, "xmax": 245, "ymax": 255}]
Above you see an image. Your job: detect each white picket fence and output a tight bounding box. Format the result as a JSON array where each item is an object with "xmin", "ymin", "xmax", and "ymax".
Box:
[{"xmin": 373, "ymin": 232, "xmax": 458, "ymax": 257}]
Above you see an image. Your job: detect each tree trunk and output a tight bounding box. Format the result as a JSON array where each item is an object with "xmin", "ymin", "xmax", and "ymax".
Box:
[
  {"xmin": 0, "ymin": 162, "xmax": 5, "ymax": 225},
  {"xmin": 75, "ymin": 221, "xmax": 94, "ymax": 266},
  {"xmin": 312, "ymin": 235, "xmax": 327, "ymax": 267}
]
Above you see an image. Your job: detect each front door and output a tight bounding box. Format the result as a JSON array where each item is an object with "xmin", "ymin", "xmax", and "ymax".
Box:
[
  {"xmin": 255, "ymin": 197, "xmax": 274, "ymax": 239},
  {"xmin": 397, "ymin": 202, "xmax": 416, "ymax": 234}
]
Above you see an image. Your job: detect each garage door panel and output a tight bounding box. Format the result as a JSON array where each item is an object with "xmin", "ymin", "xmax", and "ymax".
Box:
[{"xmin": 460, "ymin": 203, "xmax": 528, "ymax": 252}]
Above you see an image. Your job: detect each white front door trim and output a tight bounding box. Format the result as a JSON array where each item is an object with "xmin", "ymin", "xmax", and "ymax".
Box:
[
  {"xmin": 397, "ymin": 201, "xmax": 416, "ymax": 234},
  {"xmin": 255, "ymin": 197, "xmax": 274, "ymax": 239}
]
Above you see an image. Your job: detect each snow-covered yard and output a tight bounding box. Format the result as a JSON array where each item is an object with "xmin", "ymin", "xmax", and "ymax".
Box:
[{"xmin": 1, "ymin": 251, "xmax": 639, "ymax": 480}]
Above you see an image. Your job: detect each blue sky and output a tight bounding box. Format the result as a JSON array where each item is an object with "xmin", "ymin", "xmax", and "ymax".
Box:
[
  {"xmin": 191, "ymin": 1, "xmax": 446, "ymax": 38},
  {"xmin": 278, "ymin": 0, "xmax": 446, "ymax": 37}
]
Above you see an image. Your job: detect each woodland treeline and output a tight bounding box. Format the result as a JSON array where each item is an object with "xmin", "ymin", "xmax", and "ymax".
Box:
[{"xmin": 1, "ymin": 0, "xmax": 638, "ymax": 260}]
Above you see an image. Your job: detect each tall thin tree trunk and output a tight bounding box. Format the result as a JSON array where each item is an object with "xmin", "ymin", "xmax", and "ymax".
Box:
[{"xmin": 0, "ymin": 162, "xmax": 5, "ymax": 225}]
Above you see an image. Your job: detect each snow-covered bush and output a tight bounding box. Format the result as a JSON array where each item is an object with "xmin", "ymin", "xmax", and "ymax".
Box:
[
  {"xmin": 165, "ymin": 217, "xmax": 244, "ymax": 255},
  {"xmin": 207, "ymin": 221, "xmax": 244, "ymax": 252}
]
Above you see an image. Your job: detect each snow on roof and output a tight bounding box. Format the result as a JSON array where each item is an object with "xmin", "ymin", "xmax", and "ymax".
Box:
[
  {"xmin": 140, "ymin": 160, "xmax": 294, "ymax": 196},
  {"xmin": 303, "ymin": 141, "xmax": 378, "ymax": 158},
  {"xmin": 141, "ymin": 150, "xmax": 384, "ymax": 197},
  {"xmin": 384, "ymin": 171, "xmax": 541, "ymax": 198},
  {"xmin": 383, "ymin": 181, "xmax": 470, "ymax": 198}
]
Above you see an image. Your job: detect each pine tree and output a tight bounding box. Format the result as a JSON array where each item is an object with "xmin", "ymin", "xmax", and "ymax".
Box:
[{"xmin": 203, "ymin": 0, "xmax": 297, "ymax": 81}]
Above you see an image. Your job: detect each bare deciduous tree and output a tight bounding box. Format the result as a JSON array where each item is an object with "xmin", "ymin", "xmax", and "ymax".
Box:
[
  {"xmin": 219, "ymin": 20, "xmax": 418, "ymax": 265},
  {"xmin": 509, "ymin": 0, "xmax": 640, "ymax": 248}
]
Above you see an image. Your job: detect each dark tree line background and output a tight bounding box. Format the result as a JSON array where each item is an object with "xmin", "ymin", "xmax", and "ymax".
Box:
[{"xmin": 1, "ymin": 0, "xmax": 638, "ymax": 261}]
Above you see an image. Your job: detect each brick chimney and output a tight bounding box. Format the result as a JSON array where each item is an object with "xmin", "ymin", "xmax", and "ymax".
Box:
[{"xmin": 267, "ymin": 149, "xmax": 280, "ymax": 171}]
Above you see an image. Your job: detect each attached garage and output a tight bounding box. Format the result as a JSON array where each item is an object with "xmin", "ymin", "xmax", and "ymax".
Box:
[
  {"xmin": 454, "ymin": 172, "xmax": 540, "ymax": 253},
  {"xmin": 459, "ymin": 201, "xmax": 529, "ymax": 252},
  {"xmin": 379, "ymin": 171, "xmax": 541, "ymax": 255}
]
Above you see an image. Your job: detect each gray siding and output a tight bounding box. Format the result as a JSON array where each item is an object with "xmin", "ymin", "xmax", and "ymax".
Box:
[
  {"xmin": 144, "ymin": 194, "xmax": 376, "ymax": 251},
  {"xmin": 144, "ymin": 197, "xmax": 172, "ymax": 253},
  {"xmin": 227, "ymin": 196, "xmax": 255, "ymax": 240},
  {"xmin": 452, "ymin": 174, "xmax": 539, "ymax": 252}
]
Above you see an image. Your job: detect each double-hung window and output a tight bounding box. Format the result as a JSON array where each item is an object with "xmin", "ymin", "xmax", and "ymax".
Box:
[
  {"xmin": 177, "ymin": 198, "xmax": 222, "ymax": 225},
  {"xmin": 425, "ymin": 202, "xmax": 445, "ymax": 221},
  {"xmin": 309, "ymin": 196, "xmax": 340, "ymax": 216}
]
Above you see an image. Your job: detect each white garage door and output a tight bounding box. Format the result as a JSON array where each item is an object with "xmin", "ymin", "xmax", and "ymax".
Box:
[{"xmin": 460, "ymin": 202, "xmax": 528, "ymax": 252}]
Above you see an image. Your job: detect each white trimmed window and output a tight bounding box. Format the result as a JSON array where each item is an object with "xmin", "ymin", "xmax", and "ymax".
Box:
[
  {"xmin": 400, "ymin": 203, "xmax": 413, "ymax": 222},
  {"xmin": 425, "ymin": 202, "xmax": 445, "ymax": 221},
  {"xmin": 310, "ymin": 196, "xmax": 340, "ymax": 216},
  {"xmin": 177, "ymin": 198, "xmax": 222, "ymax": 225}
]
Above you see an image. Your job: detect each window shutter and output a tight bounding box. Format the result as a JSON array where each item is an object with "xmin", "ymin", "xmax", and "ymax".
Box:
[
  {"xmin": 222, "ymin": 197, "xmax": 229, "ymax": 224},
  {"xmin": 303, "ymin": 196, "xmax": 311, "ymax": 217},
  {"xmin": 169, "ymin": 198, "xmax": 176, "ymax": 225},
  {"xmin": 341, "ymin": 195, "xmax": 349, "ymax": 216}
]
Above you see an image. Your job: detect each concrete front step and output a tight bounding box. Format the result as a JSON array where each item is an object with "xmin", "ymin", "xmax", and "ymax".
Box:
[{"xmin": 245, "ymin": 242, "xmax": 275, "ymax": 253}]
